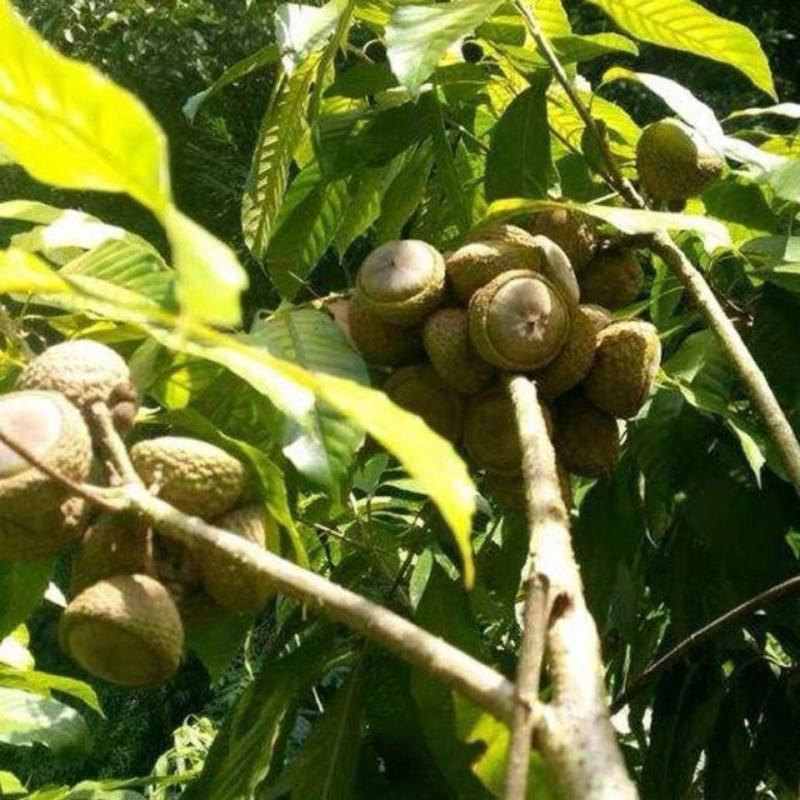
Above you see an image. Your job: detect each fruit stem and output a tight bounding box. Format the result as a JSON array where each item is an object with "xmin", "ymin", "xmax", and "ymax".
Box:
[
  {"xmin": 504, "ymin": 375, "xmax": 637, "ymax": 800},
  {"xmin": 513, "ymin": 0, "xmax": 800, "ymax": 494}
]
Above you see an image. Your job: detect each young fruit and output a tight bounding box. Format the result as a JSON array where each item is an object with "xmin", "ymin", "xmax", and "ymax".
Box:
[
  {"xmin": 553, "ymin": 393, "xmax": 620, "ymax": 478},
  {"xmin": 130, "ymin": 437, "xmax": 247, "ymax": 519},
  {"xmin": 636, "ymin": 119, "xmax": 724, "ymax": 201},
  {"xmin": 348, "ymin": 296, "xmax": 424, "ymax": 366},
  {"xmin": 383, "ymin": 364, "xmax": 465, "ymax": 442},
  {"xmin": 71, "ymin": 512, "xmax": 151, "ymax": 595},
  {"xmin": 529, "ymin": 209, "xmax": 598, "ymax": 273},
  {"xmin": 59, "ymin": 574, "xmax": 184, "ymax": 687},
  {"xmin": 17, "ymin": 340, "xmax": 130, "ymax": 415},
  {"xmin": 579, "ymin": 248, "xmax": 644, "ymax": 310},
  {"xmin": 0, "ymin": 390, "xmax": 93, "ymax": 518},
  {"xmin": 0, "ymin": 496, "xmax": 87, "ymax": 561},
  {"xmin": 355, "ymin": 240, "xmax": 446, "ymax": 326},
  {"xmin": 463, "ymin": 385, "xmax": 552, "ymax": 476},
  {"xmin": 583, "ymin": 320, "xmax": 661, "ymax": 419},
  {"xmin": 468, "ymin": 270, "xmax": 572, "ymax": 371},
  {"xmin": 535, "ymin": 305, "xmax": 600, "ymax": 400},
  {"xmin": 200, "ymin": 505, "xmax": 277, "ymax": 613},
  {"xmin": 423, "ymin": 308, "xmax": 495, "ymax": 395},
  {"xmin": 483, "ymin": 460, "xmax": 573, "ymax": 511}
]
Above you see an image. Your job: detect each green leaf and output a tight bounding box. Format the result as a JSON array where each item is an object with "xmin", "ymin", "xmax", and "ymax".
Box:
[
  {"xmin": 266, "ymin": 165, "xmax": 350, "ymax": 299},
  {"xmin": 248, "ymin": 308, "xmax": 368, "ymax": 489},
  {"xmin": 526, "ymin": 0, "xmax": 570, "ymax": 37},
  {"xmin": 0, "ymin": 0, "xmax": 246, "ymax": 325},
  {"xmin": 0, "ymin": 667, "xmax": 101, "ymax": 714},
  {"xmin": 587, "ymin": 0, "xmax": 776, "ymax": 98},
  {"xmin": 0, "ymin": 771, "xmax": 25, "ymax": 796},
  {"xmin": 183, "ymin": 631, "xmax": 343, "ymax": 800},
  {"xmin": 484, "ymin": 198, "xmax": 731, "ymax": 252},
  {"xmin": 375, "ymin": 140, "xmax": 435, "ymax": 242},
  {"xmin": 485, "ymin": 72, "xmax": 558, "ymax": 201},
  {"xmin": 287, "ymin": 665, "xmax": 365, "ymax": 799},
  {"xmin": 0, "ymin": 687, "xmax": 90, "ymax": 755},
  {"xmin": 0, "ymin": 559, "xmax": 52, "ymax": 640},
  {"xmin": 183, "ymin": 44, "xmax": 281, "ymax": 123},
  {"xmin": 276, "ymin": 0, "xmax": 349, "ymax": 72},
  {"xmin": 386, "ymin": 0, "xmax": 504, "ymax": 95},
  {"xmin": 242, "ymin": 54, "xmax": 320, "ymax": 260}
]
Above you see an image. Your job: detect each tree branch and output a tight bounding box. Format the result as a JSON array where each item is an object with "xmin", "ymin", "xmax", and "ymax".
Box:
[
  {"xmin": 506, "ymin": 376, "xmax": 638, "ymax": 799},
  {"xmin": 611, "ymin": 573, "xmax": 800, "ymax": 714},
  {"xmin": 503, "ymin": 376, "xmax": 559, "ymax": 800},
  {"xmin": 514, "ymin": 0, "xmax": 800, "ymax": 493}
]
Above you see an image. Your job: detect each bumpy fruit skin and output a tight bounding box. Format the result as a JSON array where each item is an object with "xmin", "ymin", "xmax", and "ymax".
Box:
[
  {"xmin": 483, "ymin": 460, "xmax": 572, "ymax": 511},
  {"xmin": 200, "ymin": 505, "xmax": 276, "ymax": 613},
  {"xmin": 579, "ymin": 248, "xmax": 644, "ymax": 310},
  {"xmin": 583, "ymin": 320, "xmax": 661, "ymax": 419},
  {"xmin": 423, "ymin": 308, "xmax": 495, "ymax": 395},
  {"xmin": 636, "ymin": 119, "xmax": 724, "ymax": 201},
  {"xmin": 71, "ymin": 513, "xmax": 150, "ymax": 595},
  {"xmin": 469, "ymin": 270, "xmax": 572, "ymax": 371},
  {"xmin": 348, "ymin": 296, "xmax": 424, "ymax": 366},
  {"xmin": 356, "ymin": 240, "xmax": 446, "ymax": 326},
  {"xmin": 0, "ymin": 496, "xmax": 87, "ymax": 561},
  {"xmin": 383, "ymin": 364, "xmax": 465, "ymax": 443},
  {"xmin": 553, "ymin": 393, "xmax": 620, "ymax": 478},
  {"xmin": 463, "ymin": 385, "xmax": 552, "ymax": 476},
  {"xmin": 59, "ymin": 574, "xmax": 184, "ymax": 687},
  {"xmin": 529, "ymin": 209, "xmax": 597, "ymax": 273},
  {"xmin": 0, "ymin": 391, "xmax": 93, "ymax": 518},
  {"xmin": 17, "ymin": 340, "xmax": 130, "ymax": 414},
  {"xmin": 130, "ymin": 437, "xmax": 247, "ymax": 519},
  {"xmin": 446, "ymin": 239, "xmax": 540, "ymax": 303},
  {"xmin": 535, "ymin": 305, "xmax": 600, "ymax": 400},
  {"xmin": 582, "ymin": 304, "xmax": 614, "ymax": 334}
]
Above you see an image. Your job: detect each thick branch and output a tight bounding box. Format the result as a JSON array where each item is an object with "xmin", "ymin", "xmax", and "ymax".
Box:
[
  {"xmin": 508, "ymin": 377, "xmax": 638, "ymax": 800},
  {"xmin": 611, "ymin": 572, "xmax": 800, "ymax": 714},
  {"xmin": 503, "ymin": 376, "xmax": 560, "ymax": 800},
  {"xmin": 514, "ymin": 0, "xmax": 800, "ymax": 493}
]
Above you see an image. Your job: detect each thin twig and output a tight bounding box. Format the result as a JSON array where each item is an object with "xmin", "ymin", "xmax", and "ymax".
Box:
[
  {"xmin": 506, "ymin": 376, "xmax": 638, "ymax": 799},
  {"xmin": 91, "ymin": 401, "xmax": 142, "ymax": 486},
  {"xmin": 611, "ymin": 573, "xmax": 800, "ymax": 714},
  {"xmin": 0, "ymin": 426, "xmax": 121, "ymax": 512},
  {"xmin": 513, "ymin": 0, "xmax": 800, "ymax": 493},
  {"xmin": 502, "ymin": 376, "xmax": 558, "ymax": 800}
]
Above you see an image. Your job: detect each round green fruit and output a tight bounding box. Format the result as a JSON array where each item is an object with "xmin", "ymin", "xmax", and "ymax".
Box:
[
  {"xmin": 383, "ymin": 364, "xmax": 465, "ymax": 443},
  {"xmin": 348, "ymin": 295, "xmax": 424, "ymax": 366},
  {"xmin": 583, "ymin": 320, "xmax": 661, "ymax": 419},
  {"xmin": 59, "ymin": 574, "xmax": 184, "ymax": 687},
  {"xmin": 579, "ymin": 248, "xmax": 644, "ymax": 310},
  {"xmin": 529, "ymin": 209, "xmax": 598, "ymax": 273},
  {"xmin": 130, "ymin": 436, "xmax": 247, "ymax": 519},
  {"xmin": 423, "ymin": 308, "xmax": 495, "ymax": 395},
  {"xmin": 636, "ymin": 119, "xmax": 724, "ymax": 201},
  {"xmin": 0, "ymin": 495, "xmax": 87, "ymax": 561},
  {"xmin": 0, "ymin": 390, "xmax": 93, "ymax": 519},
  {"xmin": 553, "ymin": 393, "xmax": 620, "ymax": 478},
  {"xmin": 468, "ymin": 270, "xmax": 572, "ymax": 371},
  {"xmin": 17, "ymin": 340, "xmax": 130, "ymax": 415},
  {"xmin": 355, "ymin": 240, "xmax": 446, "ymax": 326}
]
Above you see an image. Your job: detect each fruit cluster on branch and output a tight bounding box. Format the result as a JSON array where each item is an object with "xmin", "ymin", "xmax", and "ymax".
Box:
[
  {"xmin": 341, "ymin": 214, "xmax": 663, "ymax": 510},
  {"xmin": 0, "ymin": 340, "xmax": 275, "ymax": 687}
]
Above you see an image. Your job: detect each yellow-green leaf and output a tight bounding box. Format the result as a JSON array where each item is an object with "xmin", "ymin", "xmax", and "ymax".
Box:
[
  {"xmin": 0, "ymin": 248, "xmax": 72, "ymax": 294},
  {"xmin": 587, "ymin": 0, "xmax": 775, "ymax": 98}
]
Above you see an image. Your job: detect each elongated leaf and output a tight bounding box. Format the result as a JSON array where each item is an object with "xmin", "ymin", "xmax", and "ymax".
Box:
[
  {"xmin": 430, "ymin": 93, "xmax": 471, "ymax": 234},
  {"xmin": 183, "ymin": 631, "xmax": 343, "ymax": 800},
  {"xmin": 288, "ymin": 665, "xmax": 365, "ymax": 799},
  {"xmin": 242, "ymin": 54, "xmax": 320, "ymax": 260},
  {"xmin": 386, "ymin": 0, "xmax": 504, "ymax": 95},
  {"xmin": 486, "ymin": 72, "xmax": 558, "ymax": 201},
  {"xmin": 0, "ymin": 250, "xmax": 477, "ymax": 584},
  {"xmin": 0, "ymin": 560, "xmax": 52, "ymax": 640},
  {"xmin": 276, "ymin": 0, "xmax": 348, "ymax": 72},
  {"xmin": 183, "ymin": 44, "xmax": 281, "ymax": 123},
  {"xmin": 528, "ymin": 0, "xmax": 570, "ymax": 37},
  {"xmin": 726, "ymin": 103, "xmax": 800, "ymax": 121},
  {"xmin": 0, "ymin": 687, "xmax": 90, "ymax": 755},
  {"xmin": 0, "ymin": 0, "xmax": 246, "ymax": 325},
  {"xmin": 587, "ymin": 0, "xmax": 775, "ymax": 98},
  {"xmin": 0, "ymin": 667, "xmax": 101, "ymax": 714},
  {"xmin": 249, "ymin": 308, "xmax": 368, "ymax": 490},
  {"xmin": 484, "ymin": 198, "xmax": 730, "ymax": 252}
]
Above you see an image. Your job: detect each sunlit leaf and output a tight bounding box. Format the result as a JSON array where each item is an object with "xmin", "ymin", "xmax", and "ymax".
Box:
[
  {"xmin": 587, "ymin": 0, "xmax": 775, "ymax": 98},
  {"xmin": 276, "ymin": 0, "xmax": 348, "ymax": 72},
  {"xmin": 386, "ymin": 0, "xmax": 504, "ymax": 96},
  {"xmin": 0, "ymin": 666, "xmax": 101, "ymax": 714},
  {"xmin": 0, "ymin": 560, "xmax": 52, "ymax": 641}
]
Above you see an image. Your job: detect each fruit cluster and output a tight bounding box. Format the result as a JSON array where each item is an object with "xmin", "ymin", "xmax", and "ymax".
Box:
[
  {"xmin": 0, "ymin": 340, "xmax": 273, "ymax": 687},
  {"xmin": 341, "ymin": 212, "xmax": 662, "ymax": 509}
]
